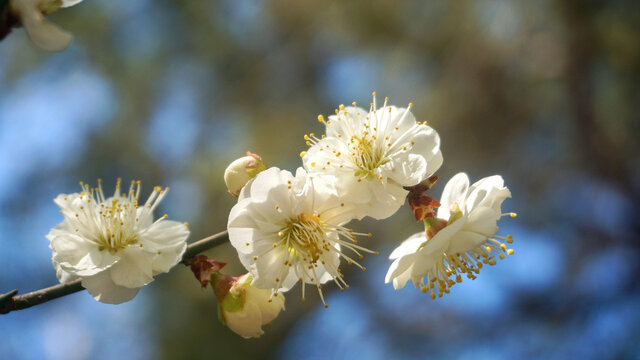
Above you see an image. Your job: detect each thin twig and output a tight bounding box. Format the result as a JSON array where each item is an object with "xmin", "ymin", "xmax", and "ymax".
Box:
[{"xmin": 0, "ymin": 230, "xmax": 229, "ymax": 315}]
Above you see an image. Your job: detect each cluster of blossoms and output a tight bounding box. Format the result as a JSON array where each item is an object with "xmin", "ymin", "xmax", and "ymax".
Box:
[
  {"xmin": 221, "ymin": 93, "xmax": 516, "ymax": 336},
  {"xmin": 45, "ymin": 93, "xmax": 516, "ymax": 339}
]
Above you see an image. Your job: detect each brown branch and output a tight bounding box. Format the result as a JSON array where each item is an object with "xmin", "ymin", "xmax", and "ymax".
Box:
[{"xmin": 0, "ymin": 230, "xmax": 229, "ymax": 315}]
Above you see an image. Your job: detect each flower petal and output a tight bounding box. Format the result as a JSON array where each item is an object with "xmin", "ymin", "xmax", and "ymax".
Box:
[
  {"xmin": 463, "ymin": 207, "xmax": 500, "ymax": 236},
  {"xmin": 48, "ymin": 230, "xmax": 119, "ymax": 277},
  {"xmin": 109, "ymin": 247, "xmax": 154, "ymax": 288},
  {"xmin": 81, "ymin": 270, "xmax": 140, "ymax": 304},
  {"xmin": 446, "ymin": 231, "xmax": 488, "ymax": 255},
  {"xmin": 389, "ymin": 232, "xmax": 426, "ymax": 260},
  {"xmin": 437, "ymin": 173, "xmax": 470, "ymax": 219},
  {"xmin": 465, "ymin": 176, "xmax": 511, "ymax": 214},
  {"xmin": 223, "ymin": 301, "xmax": 264, "ymax": 339}
]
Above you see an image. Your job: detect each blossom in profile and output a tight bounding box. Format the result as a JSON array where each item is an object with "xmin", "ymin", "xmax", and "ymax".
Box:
[
  {"xmin": 8, "ymin": 0, "xmax": 83, "ymax": 51},
  {"xmin": 213, "ymin": 273, "xmax": 285, "ymax": 338},
  {"xmin": 301, "ymin": 94, "xmax": 442, "ymax": 220},
  {"xmin": 47, "ymin": 179, "xmax": 189, "ymax": 304},
  {"xmin": 224, "ymin": 152, "xmax": 267, "ymax": 197},
  {"xmin": 385, "ymin": 173, "xmax": 515, "ymax": 299},
  {"xmin": 227, "ymin": 167, "xmax": 376, "ymax": 307}
]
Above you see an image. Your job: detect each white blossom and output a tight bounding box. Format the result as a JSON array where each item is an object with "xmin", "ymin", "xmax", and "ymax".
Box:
[
  {"xmin": 385, "ymin": 173, "xmax": 515, "ymax": 298},
  {"xmin": 301, "ymin": 95, "xmax": 442, "ymax": 220},
  {"xmin": 10, "ymin": 0, "xmax": 82, "ymax": 52},
  {"xmin": 227, "ymin": 167, "xmax": 376, "ymax": 306},
  {"xmin": 47, "ymin": 179, "xmax": 189, "ymax": 304},
  {"xmin": 216, "ymin": 274, "xmax": 285, "ymax": 339}
]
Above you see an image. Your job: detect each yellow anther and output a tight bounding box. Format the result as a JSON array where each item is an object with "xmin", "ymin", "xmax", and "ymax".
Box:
[
  {"xmin": 499, "ymin": 253, "xmax": 505, "ymax": 260},
  {"xmin": 507, "ymin": 249, "xmax": 514, "ymax": 255},
  {"xmin": 317, "ymin": 115, "xmax": 324, "ymax": 122},
  {"xmin": 300, "ymin": 151, "xmax": 307, "ymax": 158},
  {"xmin": 310, "ymin": 162, "xmax": 316, "ymax": 167},
  {"xmin": 507, "ymin": 235, "xmax": 514, "ymax": 244},
  {"xmin": 372, "ymin": 91, "xmax": 377, "ymax": 96},
  {"xmin": 408, "ymin": 102, "xmax": 413, "ymax": 107},
  {"xmin": 339, "ymin": 104, "xmax": 345, "ymax": 111},
  {"xmin": 510, "ymin": 212, "xmax": 518, "ymax": 218}
]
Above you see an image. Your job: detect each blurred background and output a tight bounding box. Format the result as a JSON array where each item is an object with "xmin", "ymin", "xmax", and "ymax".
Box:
[{"xmin": 1, "ymin": 0, "xmax": 639, "ymax": 359}]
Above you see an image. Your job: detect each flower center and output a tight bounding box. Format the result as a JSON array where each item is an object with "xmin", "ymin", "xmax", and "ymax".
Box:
[
  {"xmin": 67, "ymin": 179, "xmax": 169, "ymax": 254},
  {"xmin": 266, "ymin": 210, "xmax": 377, "ymax": 306},
  {"xmin": 94, "ymin": 199, "xmax": 139, "ymax": 252},
  {"xmin": 351, "ymin": 134, "xmax": 388, "ymax": 178},
  {"xmin": 280, "ymin": 214, "xmax": 326, "ymax": 263}
]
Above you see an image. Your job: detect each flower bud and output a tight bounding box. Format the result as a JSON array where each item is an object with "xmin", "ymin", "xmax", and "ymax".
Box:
[
  {"xmin": 213, "ymin": 273, "xmax": 285, "ymax": 338},
  {"xmin": 224, "ymin": 152, "xmax": 267, "ymax": 197}
]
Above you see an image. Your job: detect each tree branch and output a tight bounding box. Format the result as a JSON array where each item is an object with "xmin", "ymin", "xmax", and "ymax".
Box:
[{"xmin": 0, "ymin": 230, "xmax": 229, "ymax": 315}]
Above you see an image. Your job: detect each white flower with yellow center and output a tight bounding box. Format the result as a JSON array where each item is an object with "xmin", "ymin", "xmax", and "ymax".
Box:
[
  {"xmin": 228, "ymin": 167, "xmax": 376, "ymax": 307},
  {"xmin": 47, "ymin": 179, "xmax": 190, "ymax": 304},
  {"xmin": 385, "ymin": 173, "xmax": 516, "ymax": 299},
  {"xmin": 301, "ymin": 94, "xmax": 443, "ymax": 220}
]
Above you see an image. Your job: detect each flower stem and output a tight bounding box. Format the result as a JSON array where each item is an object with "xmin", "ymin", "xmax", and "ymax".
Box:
[{"xmin": 0, "ymin": 230, "xmax": 229, "ymax": 315}]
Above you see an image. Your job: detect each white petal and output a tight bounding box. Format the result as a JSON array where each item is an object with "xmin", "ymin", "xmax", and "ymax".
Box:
[
  {"xmin": 384, "ymin": 153, "xmax": 427, "ymax": 186},
  {"xmin": 385, "ymin": 254, "xmax": 417, "ymax": 287},
  {"xmin": 54, "ymin": 264, "xmax": 78, "ymax": 283},
  {"xmin": 223, "ymin": 302, "xmax": 264, "ymax": 339},
  {"xmin": 389, "ymin": 232, "xmax": 426, "ymax": 260},
  {"xmin": 465, "ymin": 175, "xmax": 511, "ymax": 213},
  {"xmin": 138, "ymin": 220, "xmax": 188, "ymax": 273},
  {"xmin": 349, "ymin": 179, "xmax": 407, "ymax": 220},
  {"xmin": 446, "ymin": 231, "xmax": 488, "ymax": 255},
  {"xmin": 437, "ymin": 173, "xmax": 470, "ymax": 219},
  {"xmin": 109, "ymin": 247, "xmax": 154, "ymax": 288},
  {"xmin": 425, "ymin": 150, "xmax": 443, "ymax": 178},
  {"xmin": 18, "ymin": 3, "xmax": 73, "ymax": 52},
  {"xmin": 244, "ymin": 167, "xmax": 293, "ymax": 203},
  {"xmin": 391, "ymin": 264, "xmax": 414, "ymax": 290},
  {"xmin": 245, "ymin": 285, "xmax": 285, "ymax": 325},
  {"xmin": 463, "ymin": 207, "xmax": 500, "ymax": 236},
  {"xmin": 249, "ymin": 248, "xmax": 288, "ymax": 290},
  {"xmin": 61, "ymin": 0, "xmax": 83, "ymax": 7},
  {"xmin": 49, "ymin": 232, "xmax": 118, "ymax": 277},
  {"xmin": 409, "ymin": 251, "xmax": 442, "ymax": 282},
  {"xmin": 81, "ymin": 270, "xmax": 140, "ymax": 304}
]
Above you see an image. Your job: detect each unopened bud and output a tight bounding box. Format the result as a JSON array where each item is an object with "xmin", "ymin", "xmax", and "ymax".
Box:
[
  {"xmin": 224, "ymin": 152, "xmax": 267, "ymax": 197},
  {"xmin": 213, "ymin": 273, "xmax": 285, "ymax": 338}
]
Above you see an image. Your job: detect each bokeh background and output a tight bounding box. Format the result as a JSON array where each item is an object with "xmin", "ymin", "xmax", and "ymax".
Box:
[{"xmin": 1, "ymin": 0, "xmax": 639, "ymax": 359}]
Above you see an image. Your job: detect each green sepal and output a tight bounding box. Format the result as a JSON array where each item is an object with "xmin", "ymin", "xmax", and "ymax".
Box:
[
  {"xmin": 448, "ymin": 210, "xmax": 463, "ymax": 224},
  {"xmin": 221, "ymin": 286, "xmax": 246, "ymax": 313}
]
